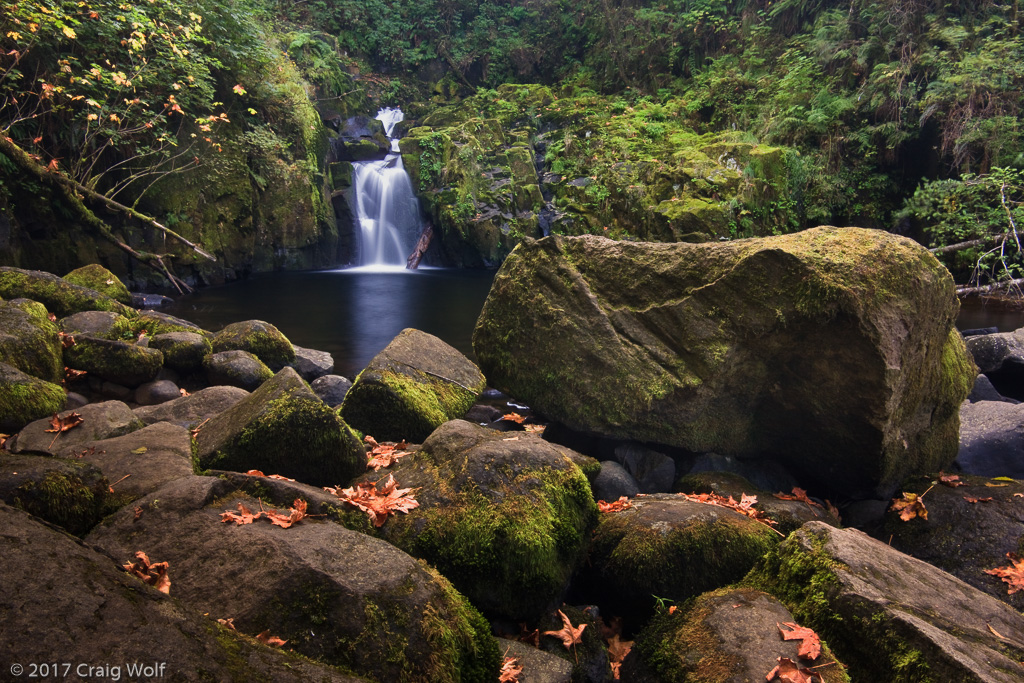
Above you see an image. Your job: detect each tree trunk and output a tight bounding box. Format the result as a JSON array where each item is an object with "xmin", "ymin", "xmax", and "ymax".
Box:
[{"xmin": 406, "ymin": 222, "xmax": 435, "ymax": 270}]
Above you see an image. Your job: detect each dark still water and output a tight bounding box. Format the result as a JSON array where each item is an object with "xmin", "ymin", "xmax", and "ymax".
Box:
[{"xmin": 163, "ymin": 267, "xmax": 496, "ymax": 379}]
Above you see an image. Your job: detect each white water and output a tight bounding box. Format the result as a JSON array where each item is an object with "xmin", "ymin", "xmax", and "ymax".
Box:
[{"xmin": 350, "ymin": 108, "xmax": 422, "ymax": 266}]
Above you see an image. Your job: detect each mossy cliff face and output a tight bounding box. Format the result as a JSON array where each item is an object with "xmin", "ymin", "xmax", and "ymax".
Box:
[
  {"xmin": 399, "ymin": 85, "xmax": 799, "ymax": 266},
  {"xmin": 473, "ymin": 227, "xmax": 975, "ymax": 500},
  {"xmin": 744, "ymin": 522, "xmax": 1024, "ymax": 682},
  {"xmin": 349, "ymin": 420, "xmax": 599, "ymax": 621}
]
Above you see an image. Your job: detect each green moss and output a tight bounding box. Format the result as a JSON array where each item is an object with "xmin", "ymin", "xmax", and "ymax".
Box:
[
  {"xmin": 0, "ymin": 267, "xmax": 134, "ymax": 317},
  {"xmin": 63, "ymin": 336, "xmax": 164, "ymax": 386},
  {"xmin": 108, "ymin": 314, "xmax": 206, "ymax": 340},
  {"xmin": 201, "ymin": 395, "xmax": 362, "ymax": 486},
  {"xmin": 0, "ymin": 300, "xmax": 64, "ymax": 384},
  {"xmin": 341, "ymin": 368, "xmax": 478, "ymax": 443},
  {"xmin": 63, "ymin": 264, "xmax": 131, "ymax": 304},
  {"xmin": 12, "ymin": 468, "xmax": 111, "ymax": 536},
  {"xmin": 0, "ymin": 377, "xmax": 66, "ymax": 430},
  {"xmin": 211, "ymin": 321, "xmax": 295, "ymax": 370},
  {"xmin": 149, "ymin": 332, "xmax": 212, "ymax": 372}
]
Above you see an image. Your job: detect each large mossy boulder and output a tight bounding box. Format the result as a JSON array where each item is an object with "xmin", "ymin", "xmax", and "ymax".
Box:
[
  {"xmin": 341, "ymin": 328, "xmax": 486, "ymax": 443},
  {"xmin": 745, "ymin": 521, "xmax": 1024, "ymax": 682},
  {"xmin": 0, "ymin": 266, "xmax": 133, "ymax": 317},
  {"xmin": 204, "ymin": 349, "xmax": 274, "ymax": 391},
  {"xmin": 628, "ymin": 587, "xmax": 849, "ymax": 683},
  {"xmin": 150, "ymin": 331, "xmax": 213, "ymax": 373},
  {"xmin": 86, "ymin": 475, "xmax": 500, "ymax": 682},
  {"xmin": 0, "ymin": 298, "xmax": 63, "ymax": 383},
  {"xmin": 572, "ymin": 493, "xmax": 780, "ymax": 625},
  {"xmin": 211, "ymin": 320, "xmax": 295, "ymax": 371},
  {"xmin": 0, "ymin": 363, "xmax": 66, "ymax": 432},
  {"xmin": 196, "ymin": 367, "xmax": 363, "ymax": 487},
  {"xmin": 474, "ymin": 228, "xmax": 975, "ymax": 500},
  {"xmin": 63, "ymin": 263, "xmax": 131, "ymax": 304},
  {"xmin": 64, "ymin": 335, "xmax": 164, "ymax": 387},
  {"xmin": 343, "ymin": 420, "xmax": 599, "ymax": 621},
  {"xmin": 0, "ymin": 502, "xmax": 366, "ymax": 682}
]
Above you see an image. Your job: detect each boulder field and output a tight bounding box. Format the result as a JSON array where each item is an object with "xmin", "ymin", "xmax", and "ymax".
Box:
[{"xmin": 1, "ymin": 230, "xmax": 1022, "ymax": 683}]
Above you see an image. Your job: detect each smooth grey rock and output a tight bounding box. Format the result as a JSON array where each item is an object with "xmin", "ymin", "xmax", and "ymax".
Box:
[
  {"xmin": 591, "ymin": 461, "xmax": 640, "ymax": 501},
  {"xmin": 58, "ymin": 310, "xmax": 124, "ymax": 337},
  {"xmin": 11, "ymin": 401, "xmax": 143, "ymax": 455},
  {"xmin": 310, "ymin": 374, "xmax": 352, "ymax": 408},
  {"xmin": 498, "ymin": 638, "xmax": 573, "ymax": 683},
  {"xmin": 614, "ymin": 443, "xmax": 675, "ymax": 493},
  {"xmin": 134, "ymin": 379, "xmax": 181, "ymax": 406},
  {"xmin": 203, "ymin": 349, "xmax": 272, "ymax": 391},
  {"xmin": 957, "ymin": 400, "xmax": 1024, "ymax": 478},
  {"xmin": 134, "ymin": 385, "xmax": 249, "ymax": 428},
  {"xmin": 290, "ymin": 344, "xmax": 334, "ymax": 381},
  {"xmin": 968, "ymin": 373, "xmax": 1019, "ymax": 403}
]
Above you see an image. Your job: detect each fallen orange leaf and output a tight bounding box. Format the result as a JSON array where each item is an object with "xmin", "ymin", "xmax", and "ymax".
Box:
[
  {"xmin": 778, "ymin": 621, "xmax": 820, "ymax": 660},
  {"xmin": 332, "ymin": 474, "xmax": 420, "ymax": 527},
  {"xmin": 984, "ymin": 553, "xmax": 1024, "ymax": 594},
  {"xmin": 123, "ymin": 551, "xmax": 170, "ymax": 594},
  {"xmin": 499, "ymin": 655, "xmax": 523, "ymax": 683},
  {"xmin": 256, "ymin": 630, "xmax": 288, "ymax": 647},
  {"xmin": 597, "ymin": 496, "xmax": 632, "ymax": 513},
  {"xmin": 544, "ymin": 609, "xmax": 586, "ymax": 649}
]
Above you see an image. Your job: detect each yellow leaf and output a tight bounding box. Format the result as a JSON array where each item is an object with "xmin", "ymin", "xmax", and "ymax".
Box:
[{"xmin": 62, "ymin": 26, "xmax": 77, "ymax": 39}]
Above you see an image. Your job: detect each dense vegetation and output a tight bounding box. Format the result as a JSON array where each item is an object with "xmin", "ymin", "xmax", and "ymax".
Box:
[{"xmin": 2, "ymin": 0, "xmax": 1023, "ymax": 289}]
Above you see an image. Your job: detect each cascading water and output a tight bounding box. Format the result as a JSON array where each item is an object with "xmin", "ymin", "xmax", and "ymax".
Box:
[{"xmin": 350, "ymin": 108, "xmax": 422, "ymax": 267}]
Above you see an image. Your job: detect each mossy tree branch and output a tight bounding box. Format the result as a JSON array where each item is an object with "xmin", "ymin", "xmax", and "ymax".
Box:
[{"xmin": 0, "ymin": 134, "xmax": 195, "ymax": 293}]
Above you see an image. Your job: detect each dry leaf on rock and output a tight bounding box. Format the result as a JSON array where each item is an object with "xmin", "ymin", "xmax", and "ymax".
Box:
[
  {"xmin": 773, "ymin": 487, "xmax": 823, "ymax": 510},
  {"xmin": 766, "ymin": 657, "xmax": 819, "ymax": 683},
  {"xmin": 984, "ymin": 553, "xmax": 1024, "ymax": 594},
  {"xmin": 778, "ymin": 622, "xmax": 821, "ymax": 660},
  {"xmin": 939, "ymin": 472, "xmax": 965, "ymax": 487},
  {"xmin": 123, "ymin": 551, "xmax": 170, "ymax": 594},
  {"xmin": 265, "ymin": 499, "xmax": 308, "ymax": 528},
  {"xmin": 221, "ymin": 502, "xmax": 262, "ymax": 525},
  {"xmin": 218, "ymin": 617, "xmax": 235, "ymax": 630},
  {"xmin": 598, "ymin": 496, "xmax": 632, "ymax": 513},
  {"xmin": 499, "ymin": 656, "xmax": 523, "ymax": 683},
  {"xmin": 607, "ymin": 634, "xmax": 633, "ymax": 680},
  {"xmin": 680, "ymin": 491, "xmax": 781, "ymax": 533},
  {"xmin": 45, "ymin": 411, "xmax": 83, "ymax": 448},
  {"xmin": 502, "ymin": 412, "xmax": 526, "ymax": 423},
  {"xmin": 364, "ymin": 435, "xmax": 412, "ymax": 471},
  {"xmin": 256, "ymin": 630, "xmax": 288, "ymax": 648},
  {"xmin": 544, "ymin": 609, "xmax": 586, "ymax": 649},
  {"xmin": 963, "ymin": 496, "xmax": 994, "ymax": 504},
  {"xmin": 332, "ymin": 473, "xmax": 419, "ymax": 527},
  {"xmin": 890, "ymin": 490, "xmax": 929, "ymax": 521}
]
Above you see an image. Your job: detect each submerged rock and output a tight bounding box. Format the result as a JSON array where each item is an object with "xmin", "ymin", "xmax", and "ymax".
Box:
[
  {"xmin": 341, "ymin": 328, "xmax": 486, "ymax": 442},
  {"xmin": 746, "ymin": 521, "xmax": 1024, "ymax": 682},
  {"xmin": 474, "ymin": 229, "xmax": 975, "ymax": 499},
  {"xmin": 196, "ymin": 367, "xmax": 363, "ymax": 487},
  {"xmin": 86, "ymin": 475, "xmax": 499, "ymax": 682}
]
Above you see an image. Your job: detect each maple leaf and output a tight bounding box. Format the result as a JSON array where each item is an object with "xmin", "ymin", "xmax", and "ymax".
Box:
[
  {"xmin": 984, "ymin": 553, "xmax": 1024, "ymax": 594},
  {"xmin": 44, "ymin": 411, "xmax": 83, "ymax": 448},
  {"xmin": 544, "ymin": 609, "xmax": 586, "ymax": 649},
  {"xmin": 58, "ymin": 332, "xmax": 76, "ymax": 349},
  {"xmin": 890, "ymin": 486, "xmax": 933, "ymax": 521},
  {"xmin": 778, "ymin": 622, "xmax": 821, "ymax": 660},
  {"xmin": 679, "ymin": 491, "xmax": 782, "ymax": 534},
  {"xmin": 265, "ymin": 499, "xmax": 308, "ymax": 528},
  {"xmin": 220, "ymin": 502, "xmax": 262, "ymax": 525},
  {"xmin": 179, "ymin": 388, "xmax": 191, "ymax": 397},
  {"xmin": 502, "ymin": 412, "xmax": 526, "ymax": 424},
  {"xmin": 256, "ymin": 630, "xmax": 287, "ymax": 647},
  {"xmin": 366, "ymin": 441, "xmax": 412, "ymax": 471},
  {"xmin": 766, "ymin": 657, "xmax": 819, "ymax": 683},
  {"xmin": 938, "ymin": 471, "xmax": 965, "ymax": 488},
  {"xmin": 598, "ymin": 496, "xmax": 632, "ymax": 513},
  {"xmin": 773, "ymin": 487, "xmax": 823, "ymax": 510},
  {"xmin": 63, "ymin": 367, "xmax": 87, "ymax": 383},
  {"xmin": 333, "ymin": 474, "xmax": 420, "ymax": 527},
  {"xmin": 525, "ymin": 424, "xmax": 546, "ymax": 434},
  {"xmin": 607, "ymin": 634, "xmax": 633, "ymax": 680},
  {"xmin": 217, "ymin": 617, "xmax": 235, "ymax": 630},
  {"xmin": 963, "ymin": 496, "xmax": 994, "ymax": 504},
  {"xmin": 123, "ymin": 551, "xmax": 170, "ymax": 594},
  {"xmin": 499, "ymin": 656, "xmax": 523, "ymax": 683}
]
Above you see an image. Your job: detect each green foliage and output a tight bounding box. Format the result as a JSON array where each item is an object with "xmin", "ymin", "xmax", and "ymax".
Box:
[{"xmin": 899, "ymin": 167, "xmax": 1024, "ymax": 286}]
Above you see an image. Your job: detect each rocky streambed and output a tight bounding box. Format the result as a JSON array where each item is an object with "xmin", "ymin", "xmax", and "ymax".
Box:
[{"xmin": 2, "ymin": 228, "xmax": 1024, "ymax": 682}]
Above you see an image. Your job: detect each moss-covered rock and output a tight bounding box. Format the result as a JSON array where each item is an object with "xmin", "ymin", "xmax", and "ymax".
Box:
[
  {"xmin": 63, "ymin": 264, "xmax": 132, "ymax": 304},
  {"xmin": 628, "ymin": 587, "xmax": 849, "ymax": 683},
  {"xmin": 341, "ymin": 328, "xmax": 485, "ymax": 443},
  {"xmin": 474, "ymin": 228, "xmax": 975, "ymax": 500},
  {"xmin": 107, "ymin": 311, "xmax": 209, "ymax": 340},
  {"xmin": 0, "ymin": 299, "xmax": 63, "ymax": 384},
  {"xmin": 344, "ymin": 420, "xmax": 598, "ymax": 621},
  {"xmin": 0, "ymin": 454, "xmax": 114, "ymax": 535},
  {"xmin": 196, "ymin": 367, "xmax": 363, "ymax": 486},
  {"xmin": 211, "ymin": 320, "xmax": 295, "ymax": 371},
  {"xmin": 64, "ymin": 335, "xmax": 164, "ymax": 387},
  {"xmin": 0, "ymin": 267, "xmax": 134, "ymax": 317},
  {"xmin": 204, "ymin": 350, "xmax": 274, "ymax": 391},
  {"xmin": 59, "ymin": 310, "xmax": 125, "ymax": 337},
  {"xmin": 744, "ymin": 521, "xmax": 1024, "ymax": 682},
  {"xmin": 86, "ymin": 475, "xmax": 500, "ymax": 682},
  {"xmin": 151, "ymin": 331, "xmax": 213, "ymax": 373},
  {"xmin": 0, "ymin": 362, "xmax": 66, "ymax": 432},
  {"xmin": 573, "ymin": 493, "xmax": 780, "ymax": 625}
]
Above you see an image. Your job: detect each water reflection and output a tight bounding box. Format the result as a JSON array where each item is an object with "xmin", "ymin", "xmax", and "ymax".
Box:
[{"xmin": 163, "ymin": 268, "xmax": 496, "ymax": 379}]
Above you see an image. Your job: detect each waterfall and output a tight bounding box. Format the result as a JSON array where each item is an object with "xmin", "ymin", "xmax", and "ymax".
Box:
[{"xmin": 350, "ymin": 108, "xmax": 422, "ymax": 267}]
